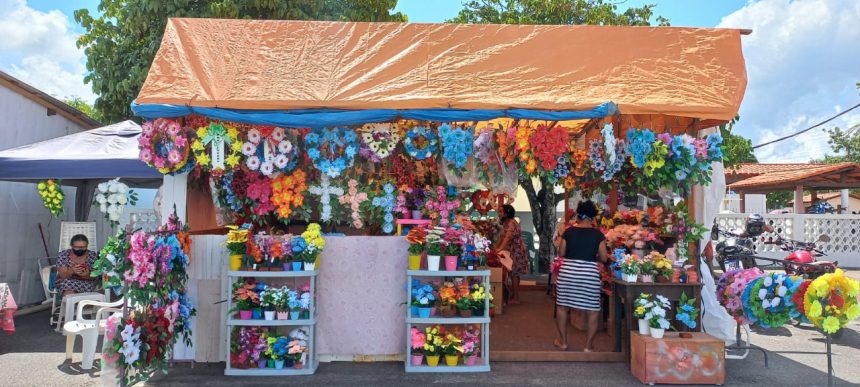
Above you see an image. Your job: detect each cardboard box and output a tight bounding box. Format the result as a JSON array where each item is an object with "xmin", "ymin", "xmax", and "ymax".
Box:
[
  {"xmin": 490, "ymin": 282, "xmax": 503, "ymax": 315},
  {"xmin": 630, "ymin": 331, "xmax": 725, "ymax": 385},
  {"xmin": 490, "ymin": 267, "xmax": 504, "ymax": 283}
]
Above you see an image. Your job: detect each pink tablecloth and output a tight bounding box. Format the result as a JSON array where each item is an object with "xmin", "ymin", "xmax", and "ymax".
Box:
[{"xmin": 0, "ymin": 283, "xmax": 16, "ymax": 333}]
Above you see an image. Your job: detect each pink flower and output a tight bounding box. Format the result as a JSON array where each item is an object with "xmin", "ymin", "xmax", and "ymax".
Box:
[
  {"xmin": 173, "ymin": 135, "xmax": 187, "ymax": 148},
  {"xmin": 167, "ymin": 149, "xmax": 181, "ymax": 164},
  {"xmin": 139, "ymin": 149, "xmax": 153, "ymax": 163}
]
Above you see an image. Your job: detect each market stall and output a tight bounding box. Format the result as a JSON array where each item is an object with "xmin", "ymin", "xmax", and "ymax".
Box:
[{"xmin": 115, "ymin": 18, "xmax": 753, "ymax": 380}]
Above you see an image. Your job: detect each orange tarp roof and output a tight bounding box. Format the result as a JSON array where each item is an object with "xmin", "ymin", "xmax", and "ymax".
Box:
[
  {"xmin": 136, "ymin": 19, "xmax": 747, "ymax": 121},
  {"xmin": 727, "ymin": 162, "xmax": 860, "ymax": 192}
]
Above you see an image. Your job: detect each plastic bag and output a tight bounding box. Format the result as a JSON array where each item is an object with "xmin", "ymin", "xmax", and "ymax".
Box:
[
  {"xmin": 440, "ymin": 157, "xmax": 477, "ymax": 188},
  {"xmin": 700, "ymin": 256, "xmax": 739, "ymax": 346}
]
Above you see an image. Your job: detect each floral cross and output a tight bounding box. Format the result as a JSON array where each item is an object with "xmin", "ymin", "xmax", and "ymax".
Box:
[
  {"xmin": 338, "ymin": 179, "xmax": 368, "ymax": 229},
  {"xmin": 372, "ymin": 183, "xmax": 397, "ymax": 234},
  {"xmin": 308, "ymin": 175, "xmax": 344, "ymax": 223},
  {"xmin": 425, "ymin": 185, "xmax": 460, "ymax": 227}
]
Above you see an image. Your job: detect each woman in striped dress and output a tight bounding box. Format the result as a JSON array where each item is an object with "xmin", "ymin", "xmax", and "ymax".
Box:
[{"xmin": 554, "ymin": 200, "xmax": 607, "ymax": 352}]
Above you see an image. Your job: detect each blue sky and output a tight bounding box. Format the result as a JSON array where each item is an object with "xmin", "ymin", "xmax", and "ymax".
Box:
[{"xmin": 2, "ymin": 0, "xmax": 859, "ymax": 163}]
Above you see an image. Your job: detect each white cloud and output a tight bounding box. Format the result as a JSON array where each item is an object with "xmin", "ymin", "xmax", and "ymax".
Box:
[
  {"xmin": 718, "ymin": 0, "xmax": 860, "ymax": 162},
  {"xmin": 0, "ymin": 0, "xmax": 94, "ymax": 103}
]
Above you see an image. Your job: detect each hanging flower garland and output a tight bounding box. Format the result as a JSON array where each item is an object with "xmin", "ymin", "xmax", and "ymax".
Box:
[
  {"xmin": 425, "ymin": 185, "xmax": 461, "ymax": 227},
  {"xmin": 473, "ymin": 126, "xmax": 505, "ymax": 186},
  {"xmin": 339, "ymin": 179, "xmax": 369, "ymax": 229},
  {"xmin": 359, "ymin": 123, "xmax": 402, "ymax": 162},
  {"xmin": 37, "ymin": 179, "xmax": 64, "ymax": 217},
  {"xmin": 496, "ymin": 125, "xmax": 517, "ymax": 165},
  {"xmin": 742, "ymin": 273, "xmax": 801, "ymax": 328},
  {"xmin": 191, "ymin": 122, "xmax": 242, "ymax": 175},
  {"xmin": 304, "ymin": 127, "xmax": 358, "ymax": 178},
  {"xmin": 241, "ymin": 126, "xmax": 298, "ymax": 177},
  {"xmin": 515, "ymin": 125, "xmax": 538, "ymax": 175},
  {"xmin": 438, "ymin": 124, "xmax": 474, "ymax": 169},
  {"xmin": 403, "ymin": 125, "xmax": 438, "ymax": 160},
  {"xmin": 271, "ymin": 170, "xmax": 308, "ymax": 220},
  {"xmin": 371, "ymin": 183, "xmax": 397, "ymax": 234},
  {"xmin": 803, "ymin": 269, "xmax": 860, "ymax": 334},
  {"xmin": 139, "ymin": 118, "xmax": 193, "ymax": 175},
  {"xmin": 93, "ymin": 178, "xmax": 139, "ymax": 227},
  {"xmin": 308, "ymin": 175, "xmax": 345, "ymax": 223}
]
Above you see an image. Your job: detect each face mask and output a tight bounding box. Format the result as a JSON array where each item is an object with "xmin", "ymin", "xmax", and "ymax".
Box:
[{"xmin": 73, "ymin": 249, "xmax": 87, "ymax": 256}]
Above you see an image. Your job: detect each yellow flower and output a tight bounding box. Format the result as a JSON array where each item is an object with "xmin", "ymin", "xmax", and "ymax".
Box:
[
  {"xmin": 813, "ymin": 279, "xmax": 830, "ymax": 298},
  {"xmin": 230, "ymin": 141, "xmax": 243, "ymax": 152},
  {"xmin": 37, "ymin": 182, "xmax": 46, "ymax": 190},
  {"xmin": 847, "ymin": 304, "xmax": 860, "ymax": 320},
  {"xmin": 191, "ymin": 141, "xmax": 204, "ymax": 151},
  {"xmin": 635, "ymin": 306, "xmax": 646, "ymax": 316},
  {"xmin": 227, "ymin": 126, "xmax": 239, "ymax": 139},
  {"xmin": 822, "ymin": 316, "xmax": 841, "ymax": 334},
  {"xmin": 197, "ymin": 153, "xmax": 210, "ymax": 166},
  {"xmin": 808, "ymin": 300, "xmax": 823, "ymax": 318},
  {"xmin": 226, "ymin": 154, "xmax": 240, "ymax": 167},
  {"xmin": 196, "ymin": 127, "xmax": 208, "ymax": 138}
]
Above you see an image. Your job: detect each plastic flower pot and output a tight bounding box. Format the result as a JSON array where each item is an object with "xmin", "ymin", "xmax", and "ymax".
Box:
[
  {"xmin": 412, "ymin": 210, "xmax": 423, "ymax": 220},
  {"xmin": 686, "ymin": 269, "xmax": 699, "ymax": 283},
  {"xmin": 304, "ymin": 261, "xmax": 315, "ymax": 271},
  {"xmin": 408, "ymin": 255, "xmax": 422, "ymax": 271},
  {"xmin": 283, "ymin": 262, "xmax": 292, "ymax": 271},
  {"xmin": 290, "ymin": 311, "xmax": 301, "ymax": 320},
  {"xmin": 650, "ymin": 328, "xmax": 665, "ymax": 339},
  {"xmin": 427, "ymin": 255, "xmax": 441, "ymax": 271},
  {"xmin": 285, "ymin": 358, "xmax": 294, "ymax": 368},
  {"xmin": 267, "ymin": 359, "xmax": 275, "ymax": 368},
  {"xmin": 264, "ymin": 311, "xmax": 275, "ymax": 320},
  {"xmin": 444, "ymin": 256, "xmax": 458, "ymax": 271},
  {"xmin": 257, "ymin": 359, "xmax": 267, "ymax": 369},
  {"xmin": 639, "ymin": 274, "xmax": 654, "ymax": 283},
  {"xmin": 418, "ymin": 307, "xmax": 433, "ymax": 318},
  {"xmin": 465, "ymin": 355, "xmax": 477, "ymax": 366},
  {"xmin": 622, "ymin": 273, "xmax": 638, "ymax": 283},
  {"xmin": 440, "ymin": 305, "xmax": 456, "ymax": 318},
  {"xmin": 638, "ymin": 319, "xmax": 651, "ymax": 335},
  {"xmin": 302, "ymin": 310, "xmax": 310, "ymax": 319},
  {"xmin": 615, "ymin": 270, "xmax": 623, "ymax": 280},
  {"xmin": 473, "ymin": 307, "xmax": 485, "ymax": 317},
  {"xmin": 275, "ymin": 359, "xmax": 285, "ymax": 369},
  {"xmin": 402, "ymin": 211, "xmax": 413, "ymax": 219},
  {"xmin": 292, "ymin": 262, "xmax": 303, "ymax": 271},
  {"xmin": 426, "ymin": 355, "xmax": 440, "ymax": 367},
  {"xmin": 252, "ymin": 309, "xmax": 262, "ymax": 319},
  {"xmin": 293, "ymin": 361, "xmax": 303, "ymax": 369},
  {"xmin": 411, "ymin": 305, "xmax": 419, "ymax": 317},
  {"xmin": 430, "ymin": 307, "xmax": 437, "ymax": 316},
  {"xmin": 229, "ymin": 254, "xmax": 243, "ymax": 271},
  {"xmin": 277, "ymin": 311, "xmax": 289, "ymax": 320},
  {"xmin": 410, "ymin": 354, "xmax": 424, "ymax": 366},
  {"xmin": 239, "ymin": 310, "xmax": 253, "ymax": 320},
  {"xmin": 444, "ymin": 355, "xmax": 459, "ymax": 366},
  {"xmin": 459, "ymin": 308, "xmax": 473, "ymax": 318}
]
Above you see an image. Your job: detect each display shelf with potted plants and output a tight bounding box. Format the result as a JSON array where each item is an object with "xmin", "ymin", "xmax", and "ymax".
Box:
[
  {"xmin": 405, "ymin": 324, "xmax": 489, "ymax": 373},
  {"xmin": 226, "ymin": 327, "xmax": 314, "ymax": 376}
]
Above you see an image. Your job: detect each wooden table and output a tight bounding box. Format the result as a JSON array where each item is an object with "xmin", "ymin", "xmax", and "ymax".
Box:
[{"xmin": 612, "ymin": 279, "xmax": 702, "ymax": 364}]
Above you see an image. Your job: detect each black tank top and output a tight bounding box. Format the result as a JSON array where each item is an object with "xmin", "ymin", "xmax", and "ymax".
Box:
[{"xmin": 562, "ymin": 227, "xmax": 605, "ymax": 262}]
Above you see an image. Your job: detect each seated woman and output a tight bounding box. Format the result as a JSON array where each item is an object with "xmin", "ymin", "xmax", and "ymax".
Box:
[{"xmin": 56, "ymin": 234, "xmax": 99, "ymax": 295}]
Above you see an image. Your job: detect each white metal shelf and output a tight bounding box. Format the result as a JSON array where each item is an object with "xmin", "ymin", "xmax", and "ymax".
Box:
[
  {"xmin": 407, "ymin": 269, "xmax": 490, "ymax": 277},
  {"xmin": 405, "ymin": 364, "xmax": 490, "ymax": 373},
  {"xmin": 228, "ymin": 270, "xmax": 318, "ymax": 278},
  {"xmin": 227, "ymin": 317, "xmax": 316, "ymax": 326},
  {"xmin": 224, "ymin": 361, "xmax": 319, "ymax": 376},
  {"xmin": 407, "ymin": 317, "xmax": 490, "ymax": 324}
]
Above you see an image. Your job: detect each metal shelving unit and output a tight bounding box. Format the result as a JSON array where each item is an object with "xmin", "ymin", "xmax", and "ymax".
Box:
[
  {"xmin": 405, "ymin": 269, "xmax": 491, "ymax": 373},
  {"xmin": 225, "ymin": 269, "xmax": 318, "ymax": 376}
]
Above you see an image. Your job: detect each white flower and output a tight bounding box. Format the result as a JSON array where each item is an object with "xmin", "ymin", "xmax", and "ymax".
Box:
[
  {"xmin": 776, "ymin": 275, "xmax": 785, "ymax": 285},
  {"xmin": 275, "ymin": 154, "xmax": 289, "ymax": 169},
  {"xmin": 246, "ymin": 157, "xmax": 261, "ymax": 170},
  {"xmin": 106, "ymin": 254, "xmax": 117, "ymax": 264},
  {"xmin": 107, "ymin": 194, "xmax": 116, "ymax": 204},
  {"xmin": 117, "ymin": 195, "xmax": 128, "ymax": 205},
  {"xmin": 100, "ymin": 203, "xmax": 108, "ymax": 213},
  {"xmin": 242, "ymin": 142, "xmax": 257, "ymax": 156},
  {"xmin": 758, "ymin": 288, "xmax": 768, "ymax": 300},
  {"xmin": 771, "ymin": 297, "xmax": 781, "ymax": 308},
  {"xmin": 278, "ymin": 140, "xmax": 293, "ymax": 154},
  {"xmin": 778, "ymin": 286, "xmax": 787, "ymax": 297},
  {"xmin": 116, "ymin": 184, "xmax": 128, "ymax": 194},
  {"xmin": 248, "ymin": 129, "xmax": 261, "ymax": 143},
  {"xmin": 96, "ymin": 195, "xmax": 107, "ymax": 204},
  {"xmin": 761, "ymin": 299, "xmax": 770, "ymax": 309},
  {"xmin": 260, "ymin": 162, "xmax": 274, "ymax": 176},
  {"xmin": 98, "ymin": 182, "xmax": 108, "ymax": 192},
  {"xmin": 763, "ymin": 276, "xmax": 773, "ymax": 287},
  {"xmin": 272, "ymin": 127, "xmax": 285, "ymax": 141},
  {"xmin": 108, "ymin": 182, "xmax": 119, "ymax": 193},
  {"xmin": 654, "ymin": 308, "xmax": 666, "ymax": 317},
  {"xmin": 109, "ymin": 212, "xmax": 121, "ymax": 222},
  {"xmin": 659, "ymin": 318, "xmax": 670, "ymax": 330},
  {"xmin": 656, "ymin": 295, "xmax": 669, "ymax": 306}
]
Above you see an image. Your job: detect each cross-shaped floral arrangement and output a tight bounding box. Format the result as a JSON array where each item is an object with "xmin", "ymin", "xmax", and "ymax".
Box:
[
  {"xmin": 372, "ymin": 183, "xmax": 397, "ymax": 234},
  {"xmin": 425, "ymin": 185, "xmax": 460, "ymax": 227},
  {"xmin": 338, "ymin": 179, "xmax": 368, "ymax": 229},
  {"xmin": 308, "ymin": 175, "xmax": 344, "ymax": 223}
]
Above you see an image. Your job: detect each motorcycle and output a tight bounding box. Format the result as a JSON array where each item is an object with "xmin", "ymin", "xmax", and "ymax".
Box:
[
  {"xmin": 767, "ymin": 233, "xmax": 837, "ymax": 279},
  {"xmin": 710, "ymin": 223, "xmax": 759, "ymax": 273}
]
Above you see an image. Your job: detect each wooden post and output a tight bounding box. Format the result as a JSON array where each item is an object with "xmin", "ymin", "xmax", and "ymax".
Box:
[{"xmin": 794, "ymin": 185, "xmax": 805, "ymax": 214}]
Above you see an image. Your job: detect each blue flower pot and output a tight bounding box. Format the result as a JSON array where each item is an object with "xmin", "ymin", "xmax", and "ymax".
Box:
[
  {"xmin": 252, "ymin": 309, "xmax": 262, "ymax": 319},
  {"xmin": 418, "ymin": 307, "xmax": 432, "ymax": 318},
  {"xmin": 614, "ymin": 270, "xmax": 623, "ymax": 280},
  {"xmin": 290, "ymin": 311, "xmax": 300, "ymax": 320},
  {"xmin": 275, "ymin": 359, "xmax": 285, "ymax": 369},
  {"xmin": 285, "ymin": 358, "xmax": 294, "ymax": 368},
  {"xmin": 292, "ymin": 262, "xmax": 303, "ymax": 271},
  {"xmin": 411, "ymin": 305, "xmax": 419, "ymax": 317}
]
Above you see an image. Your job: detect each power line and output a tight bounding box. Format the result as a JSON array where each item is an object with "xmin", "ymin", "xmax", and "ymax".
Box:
[{"xmin": 752, "ymin": 101, "xmax": 860, "ymax": 149}]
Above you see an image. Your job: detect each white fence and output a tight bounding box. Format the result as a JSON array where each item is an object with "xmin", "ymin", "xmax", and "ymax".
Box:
[{"xmin": 715, "ymin": 214, "xmax": 860, "ymax": 268}]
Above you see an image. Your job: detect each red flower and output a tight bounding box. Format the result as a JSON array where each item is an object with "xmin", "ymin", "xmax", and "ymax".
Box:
[{"xmin": 793, "ymin": 280, "xmax": 812, "ymax": 315}]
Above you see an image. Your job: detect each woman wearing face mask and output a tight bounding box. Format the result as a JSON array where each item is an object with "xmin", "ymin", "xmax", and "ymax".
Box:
[{"xmin": 56, "ymin": 234, "xmax": 99, "ymax": 295}]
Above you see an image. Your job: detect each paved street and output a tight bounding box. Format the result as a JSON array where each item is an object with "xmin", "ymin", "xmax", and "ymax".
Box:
[{"xmin": 1, "ymin": 308, "xmax": 858, "ymax": 386}]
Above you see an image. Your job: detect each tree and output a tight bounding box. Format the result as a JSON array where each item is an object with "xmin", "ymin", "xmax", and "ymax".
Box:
[
  {"xmin": 719, "ymin": 116, "xmax": 757, "ymax": 168},
  {"xmin": 64, "ymin": 97, "xmax": 104, "ymax": 124},
  {"xmin": 819, "ymin": 126, "xmax": 860, "ymax": 164},
  {"xmin": 75, "ymin": 0, "xmax": 406, "ymax": 123},
  {"xmin": 451, "ymin": 1, "xmax": 668, "ymax": 272}
]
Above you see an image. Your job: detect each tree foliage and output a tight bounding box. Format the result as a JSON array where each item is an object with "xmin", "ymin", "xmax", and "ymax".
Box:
[
  {"xmin": 720, "ymin": 116, "xmax": 757, "ymax": 168},
  {"xmin": 64, "ymin": 97, "xmax": 104, "ymax": 124},
  {"xmin": 452, "ymin": 1, "xmax": 668, "ymax": 272},
  {"xmin": 75, "ymin": 0, "xmax": 406, "ymax": 123}
]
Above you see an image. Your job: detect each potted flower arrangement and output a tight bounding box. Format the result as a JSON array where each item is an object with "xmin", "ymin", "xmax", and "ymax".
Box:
[
  {"xmin": 456, "ymin": 295, "xmax": 473, "ymax": 318},
  {"xmin": 423, "ymin": 326, "xmax": 443, "ymax": 367},
  {"xmin": 225, "ymin": 225, "xmax": 250, "ymax": 271},
  {"xmin": 646, "ymin": 294, "xmax": 671, "ymax": 338},
  {"xmin": 290, "ymin": 236, "xmax": 307, "ymax": 271},
  {"xmin": 266, "ymin": 336, "xmax": 290, "ymax": 368},
  {"xmin": 425, "ymin": 229, "xmax": 444, "ymax": 271},
  {"xmin": 437, "ymin": 282, "xmax": 458, "ymax": 318},
  {"xmin": 231, "ymin": 281, "xmax": 260, "ymax": 320},
  {"xmin": 268, "ymin": 235, "xmax": 285, "ymax": 271},
  {"xmin": 633, "ymin": 293, "xmax": 653, "ymax": 335},
  {"xmin": 260, "ymin": 289, "xmax": 277, "ymax": 321},
  {"xmin": 407, "ymin": 187, "xmax": 426, "ymax": 220},
  {"xmin": 412, "ymin": 284, "xmax": 436, "ymax": 318},
  {"xmin": 470, "ymin": 283, "xmax": 490, "ymax": 316},
  {"xmin": 649, "ymin": 252, "xmax": 674, "ymax": 282},
  {"xmin": 406, "ymin": 227, "xmax": 427, "ymax": 271},
  {"xmin": 619, "ymin": 254, "xmax": 640, "ymax": 283},
  {"xmin": 462, "ymin": 326, "xmax": 480, "ymax": 366},
  {"xmin": 442, "ymin": 227, "xmax": 464, "ymax": 271},
  {"xmin": 272, "ymin": 287, "xmax": 290, "ymax": 320},
  {"xmin": 441, "ymin": 331, "xmax": 464, "ymax": 366},
  {"xmin": 287, "ymin": 338, "xmax": 307, "ymax": 369},
  {"xmin": 300, "ymin": 223, "xmax": 325, "ymax": 270},
  {"xmin": 287, "ymin": 289, "xmax": 302, "ymax": 320},
  {"xmin": 676, "ymin": 291, "xmax": 700, "ymax": 331},
  {"xmin": 639, "ymin": 258, "xmax": 656, "ymax": 283},
  {"xmin": 410, "ymin": 326, "xmax": 426, "ymax": 366}
]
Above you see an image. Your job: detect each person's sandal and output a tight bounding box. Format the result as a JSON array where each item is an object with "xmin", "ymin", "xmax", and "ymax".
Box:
[{"xmin": 553, "ymin": 339, "xmax": 568, "ymax": 351}]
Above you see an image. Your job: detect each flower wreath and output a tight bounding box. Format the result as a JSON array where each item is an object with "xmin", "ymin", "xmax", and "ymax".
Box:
[
  {"xmin": 530, "ymin": 124, "xmax": 569, "ymax": 172},
  {"xmin": 304, "ymin": 127, "xmax": 358, "ymax": 178},
  {"xmin": 803, "ymin": 269, "xmax": 860, "ymax": 334},
  {"xmin": 403, "ymin": 125, "xmax": 438, "ymax": 160},
  {"xmin": 308, "ymin": 175, "xmax": 344, "ymax": 223},
  {"xmin": 359, "ymin": 123, "xmax": 401, "ymax": 162},
  {"xmin": 242, "ymin": 126, "xmax": 298, "ymax": 177},
  {"xmin": 719, "ymin": 268, "xmax": 763, "ymax": 324},
  {"xmin": 191, "ymin": 122, "xmax": 242, "ymax": 175},
  {"xmin": 371, "ymin": 183, "xmax": 397, "ymax": 234},
  {"xmin": 139, "ymin": 118, "xmax": 193, "ymax": 175},
  {"xmin": 271, "ymin": 170, "xmax": 308, "ymax": 220},
  {"xmin": 742, "ymin": 273, "xmax": 800, "ymax": 328},
  {"xmin": 438, "ymin": 124, "xmax": 474, "ymax": 169},
  {"xmin": 792, "ymin": 279, "xmax": 812, "ymax": 323},
  {"xmin": 339, "ymin": 179, "xmax": 368, "ymax": 229}
]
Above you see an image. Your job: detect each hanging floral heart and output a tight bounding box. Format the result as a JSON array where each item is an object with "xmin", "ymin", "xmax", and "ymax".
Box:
[
  {"xmin": 191, "ymin": 122, "xmax": 242, "ymax": 175},
  {"xmin": 241, "ymin": 126, "xmax": 298, "ymax": 177},
  {"xmin": 403, "ymin": 125, "xmax": 438, "ymax": 160},
  {"xmin": 359, "ymin": 123, "xmax": 401, "ymax": 162}
]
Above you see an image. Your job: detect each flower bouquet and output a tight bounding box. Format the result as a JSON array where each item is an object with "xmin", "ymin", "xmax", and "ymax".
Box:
[
  {"xmin": 259, "ymin": 289, "xmax": 277, "ymax": 320},
  {"xmin": 230, "ymin": 280, "xmax": 260, "ymax": 320},
  {"xmin": 423, "ymin": 326, "xmax": 443, "ymax": 367},
  {"xmin": 469, "ymin": 283, "xmax": 491, "ymax": 316},
  {"xmin": 93, "ymin": 178, "xmax": 138, "ymax": 227},
  {"xmin": 425, "ymin": 228, "xmax": 445, "ymax": 271},
  {"xmin": 37, "ymin": 179, "xmax": 64, "ymax": 218},
  {"xmin": 803, "ymin": 269, "xmax": 860, "ymax": 335},
  {"xmin": 406, "ymin": 227, "xmax": 427, "ymax": 270},
  {"xmin": 645, "ymin": 294, "xmax": 672, "ymax": 338},
  {"xmin": 437, "ymin": 282, "xmax": 458, "ymax": 318},
  {"xmin": 462, "ymin": 326, "xmax": 481, "ymax": 366},
  {"xmin": 412, "ymin": 283, "xmax": 436, "ymax": 318},
  {"xmin": 676, "ymin": 291, "xmax": 700, "ymax": 330},
  {"xmin": 441, "ymin": 331, "xmax": 465, "ymax": 366},
  {"xmin": 224, "ymin": 225, "xmax": 250, "ymax": 270},
  {"xmin": 442, "ymin": 227, "xmax": 465, "ymax": 271},
  {"xmin": 619, "ymin": 254, "xmax": 640, "ymax": 282},
  {"xmin": 265, "ymin": 336, "xmax": 290, "ymax": 368},
  {"xmin": 410, "ymin": 326, "xmax": 426, "ymax": 366},
  {"xmin": 299, "ymin": 223, "xmax": 325, "ymax": 270},
  {"xmin": 633, "ymin": 293, "xmax": 653, "ymax": 335}
]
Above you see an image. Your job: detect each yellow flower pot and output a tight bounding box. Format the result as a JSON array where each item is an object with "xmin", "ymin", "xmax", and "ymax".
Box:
[
  {"xmin": 426, "ymin": 355, "xmax": 440, "ymax": 367},
  {"xmin": 408, "ymin": 254, "xmax": 421, "ymax": 271},
  {"xmin": 229, "ymin": 254, "xmax": 243, "ymax": 271},
  {"xmin": 444, "ymin": 355, "xmax": 459, "ymax": 367}
]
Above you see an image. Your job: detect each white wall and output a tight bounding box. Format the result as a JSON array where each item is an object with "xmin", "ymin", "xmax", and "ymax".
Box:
[{"xmin": 0, "ymin": 86, "xmax": 90, "ymax": 305}]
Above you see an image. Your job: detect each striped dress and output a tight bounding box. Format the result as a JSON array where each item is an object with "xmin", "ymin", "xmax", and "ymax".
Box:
[{"xmin": 556, "ymin": 227, "xmax": 605, "ymax": 311}]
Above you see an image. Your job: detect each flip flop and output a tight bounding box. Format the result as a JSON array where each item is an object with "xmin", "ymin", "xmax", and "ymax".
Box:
[{"xmin": 553, "ymin": 339, "xmax": 568, "ymax": 351}]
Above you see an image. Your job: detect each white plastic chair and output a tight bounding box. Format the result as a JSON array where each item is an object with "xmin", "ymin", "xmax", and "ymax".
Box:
[
  {"xmin": 59, "ymin": 222, "xmax": 98, "ymax": 252},
  {"xmin": 63, "ymin": 299, "xmax": 123, "ymax": 370},
  {"xmin": 49, "ymin": 222, "xmax": 105, "ymax": 330}
]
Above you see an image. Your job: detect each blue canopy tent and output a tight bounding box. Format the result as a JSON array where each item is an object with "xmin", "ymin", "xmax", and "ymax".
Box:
[{"xmin": 0, "ymin": 120, "xmax": 162, "ymax": 221}]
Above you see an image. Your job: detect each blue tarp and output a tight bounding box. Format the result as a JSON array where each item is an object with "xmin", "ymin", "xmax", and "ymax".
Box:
[{"xmin": 131, "ymin": 102, "xmax": 617, "ymax": 127}]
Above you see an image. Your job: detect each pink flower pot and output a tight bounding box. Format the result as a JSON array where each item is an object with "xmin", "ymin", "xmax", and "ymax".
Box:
[
  {"xmin": 465, "ymin": 355, "xmax": 477, "ymax": 366},
  {"xmin": 402, "ymin": 211, "xmax": 413, "ymax": 219},
  {"xmin": 410, "ymin": 354, "xmax": 424, "ymax": 366},
  {"xmin": 239, "ymin": 310, "xmax": 252, "ymax": 320},
  {"xmin": 444, "ymin": 255, "xmax": 458, "ymax": 271},
  {"xmin": 277, "ymin": 311, "xmax": 289, "ymax": 320}
]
